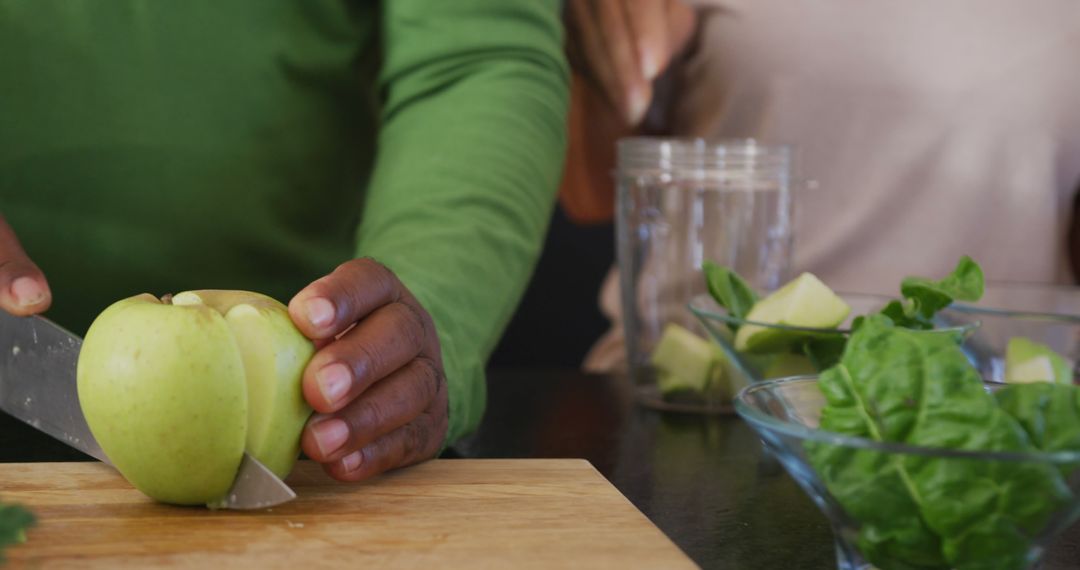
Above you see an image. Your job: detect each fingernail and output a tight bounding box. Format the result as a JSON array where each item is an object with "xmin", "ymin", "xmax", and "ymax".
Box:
[
  {"xmin": 627, "ymin": 89, "xmax": 649, "ymax": 126},
  {"xmin": 304, "ymin": 297, "xmax": 335, "ymax": 329},
  {"xmin": 341, "ymin": 451, "xmax": 362, "ymax": 473},
  {"xmin": 641, "ymin": 50, "xmax": 660, "ymax": 81},
  {"xmin": 313, "ymin": 419, "xmax": 349, "ymax": 457},
  {"xmin": 11, "ymin": 277, "xmax": 45, "ymax": 307},
  {"xmin": 316, "ymin": 363, "xmax": 352, "ymax": 407}
]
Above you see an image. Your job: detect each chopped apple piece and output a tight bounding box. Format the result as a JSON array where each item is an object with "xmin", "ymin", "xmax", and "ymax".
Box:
[
  {"xmin": 734, "ymin": 273, "xmax": 850, "ymax": 353},
  {"xmin": 651, "ymin": 324, "xmax": 728, "ymax": 398},
  {"xmin": 1005, "ymin": 337, "xmax": 1072, "ymax": 385}
]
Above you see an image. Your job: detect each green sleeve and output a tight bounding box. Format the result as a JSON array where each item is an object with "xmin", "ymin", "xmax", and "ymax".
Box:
[{"xmin": 356, "ymin": 0, "xmax": 569, "ymax": 445}]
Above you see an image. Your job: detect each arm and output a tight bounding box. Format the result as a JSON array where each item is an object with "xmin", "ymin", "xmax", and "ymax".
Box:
[
  {"xmin": 560, "ymin": 0, "xmax": 697, "ymax": 224},
  {"xmin": 290, "ymin": 1, "xmax": 568, "ymax": 481},
  {"xmin": 355, "ymin": 1, "xmax": 569, "ymax": 445},
  {"xmin": 565, "ymin": 0, "xmax": 695, "ymax": 126}
]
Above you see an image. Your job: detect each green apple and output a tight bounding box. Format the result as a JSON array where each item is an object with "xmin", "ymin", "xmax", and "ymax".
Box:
[
  {"xmin": 651, "ymin": 323, "xmax": 728, "ymax": 399},
  {"xmin": 734, "ymin": 273, "xmax": 851, "ymax": 353},
  {"xmin": 1004, "ymin": 337, "xmax": 1072, "ymax": 385},
  {"xmin": 77, "ymin": 290, "xmax": 315, "ymax": 506}
]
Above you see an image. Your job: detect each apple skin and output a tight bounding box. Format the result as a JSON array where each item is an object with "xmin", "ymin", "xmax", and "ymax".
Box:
[
  {"xmin": 77, "ymin": 294, "xmax": 248, "ymax": 505},
  {"xmin": 77, "ymin": 291, "xmax": 315, "ymax": 506}
]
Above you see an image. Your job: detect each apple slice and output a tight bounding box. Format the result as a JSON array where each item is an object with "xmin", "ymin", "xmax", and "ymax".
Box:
[
  {"xmin": 734, "ymin": 273, "xmax": 851, "ymax": 353},
  {"xmin": 173, "ymin": 291, "xmax": 315, "ymax": 479},
  {"xmin": 1004, "ymin": 337, "xmax": 1072, "ymax": 385},
  {"xmin": 651, "ymin": 323, "xmax": 727, "ymax": 399}
]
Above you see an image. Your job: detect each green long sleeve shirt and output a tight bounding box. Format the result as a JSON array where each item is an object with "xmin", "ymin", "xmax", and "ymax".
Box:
[{"xmin": 0, "ymin": 1, "xmax": 568, "ymax": 445}]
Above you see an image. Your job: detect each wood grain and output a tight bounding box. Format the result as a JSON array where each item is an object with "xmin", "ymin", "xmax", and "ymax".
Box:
[{"xmin": 0, "ymin": 460, "xmax": 696, "ymax": 569}]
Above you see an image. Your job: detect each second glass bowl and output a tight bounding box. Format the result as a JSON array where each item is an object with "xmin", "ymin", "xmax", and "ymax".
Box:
[{"xmin": 736, "ymin": 376, "xmax": 1080, "ymax": 570}]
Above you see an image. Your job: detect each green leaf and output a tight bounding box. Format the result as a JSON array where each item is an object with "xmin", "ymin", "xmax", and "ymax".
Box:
[
  {"xmin": 808, "ymin": 316, "xmax": 1072, "ymax": 570},
  {"xmin": 703, "ymin": 261, "xmax": 758, "ymax": 329},
  {"xmin": 995, "ymin": 383, "xmax": 1080, "ymax": 453},
  {"xmin": 899, "ymin": 255, "xmax": 984, "ymax": 319},
  {"xmin": 878, "ymin": 299, "xmax": 933, "ymax": 330},
  {"xmin": 0, "ymin": 501, "xmax": 35, "ymax": 562},
  {"xmin": 808, "ymin": 440, "xmax": 946, "ymax": 569}
]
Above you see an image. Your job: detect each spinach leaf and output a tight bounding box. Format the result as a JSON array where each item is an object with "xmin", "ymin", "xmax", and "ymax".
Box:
[
  {"xmin": 0, "ymin": 501, "xmax": 34, "ymax": 562},
  {"xmin": 703, "ymin": 261, "xmax": 758, "ymax": 329},
  {"xmin": 876, "ymin": 299, "xmax": 933, "ymax": 330},
  {"xmin": 911, "ymin": 415, "xmax": 1070, "ymax": 570},
  {"xmin": 808, "ymin": 440, "xmax": 947, "ymax": 569},
  {"xmin": 808, "ymin": 316, "xmax": 1071, "ymax": 570},
  {"xmin": 995, "ymin": 383, "xmax": 1080, "ymax": 453},
  {"xmin": 855, "ymin": 256, "xmax": 983, "ymax": 331},
  {"xmin": 809, "ymin": 316, "xmax": 955, "ymax": 568},
  {"xmin": 899, "ymin": 255, "xmax": 984, "ymax": 320}
]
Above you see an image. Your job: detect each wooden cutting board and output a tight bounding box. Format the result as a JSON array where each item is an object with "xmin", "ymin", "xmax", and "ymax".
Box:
[{"xmin": 1, "ymin": 459, "xmax": 696, "ymax": 569}]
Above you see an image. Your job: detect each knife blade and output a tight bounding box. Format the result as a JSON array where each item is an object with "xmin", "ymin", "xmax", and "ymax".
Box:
[
  {"xmin": 0, "ymin": 311, "xmax": 106, "ymax": 462},
  {"xmin": 0, "ymin": 311, "xmax": 296, "ymax": 509}
]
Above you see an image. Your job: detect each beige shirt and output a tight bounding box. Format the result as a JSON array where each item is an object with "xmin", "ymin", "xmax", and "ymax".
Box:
[{"xmin": 586, "ymin": 1, "xmax": 1080, "ymax": 371}]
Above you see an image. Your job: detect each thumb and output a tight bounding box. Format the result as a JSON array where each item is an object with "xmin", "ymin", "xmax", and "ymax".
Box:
[{"xmin": 0, "ymin": 215, "xmax": 51, "ymax": 316}]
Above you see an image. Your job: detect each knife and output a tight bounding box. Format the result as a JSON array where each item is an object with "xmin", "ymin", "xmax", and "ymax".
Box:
[{"xmin": 0, "ymin": 311, "xmax": 296, "ymax": 510}]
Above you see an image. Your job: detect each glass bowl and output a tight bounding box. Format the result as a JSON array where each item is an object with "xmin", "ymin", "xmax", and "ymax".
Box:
[
  {"xmin": 959, "ymin": 282, "xmax": 1080, "ymax": 317},
  {"xmin": 735, "ymin": 376, "xmax": 1080, "ymax": 570},
  {"xmin": 939, "ymin": 283, "xmax": 1080, "ymax": 384},
  {"xmin": 688, "ymin": 293, "xmax": 976, "ymax": 403}
]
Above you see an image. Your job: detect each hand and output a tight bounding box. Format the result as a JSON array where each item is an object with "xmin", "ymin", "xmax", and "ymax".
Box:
[
  {"xmin": 0, "ymin": 215, "xmax": 51, "ymax": 316},
  {"xmin": 289, "ymin": 258, "xmax": 449, "ymax": 482},
  {"xmin": 565, "ymin": 0, "xmax": 696, "ymax": 126}
]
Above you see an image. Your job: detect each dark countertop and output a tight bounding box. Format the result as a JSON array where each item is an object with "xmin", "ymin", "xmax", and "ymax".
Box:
[
  {"xmin": 459, "ymin": 369, "xmax": 1080, "ymax": 570},
  {"xmin": 4, "ymin": 368, "xmax": 1080, "ymax": 569}
]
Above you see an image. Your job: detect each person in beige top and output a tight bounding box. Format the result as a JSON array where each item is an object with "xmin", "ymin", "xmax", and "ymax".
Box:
[{"xmin": 564, "ymin": 0, "xmax": 1080, "ymax": 371}]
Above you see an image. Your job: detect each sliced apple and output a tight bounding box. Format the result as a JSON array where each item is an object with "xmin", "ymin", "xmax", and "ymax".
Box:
[
  {"xmin": 1004, "ymin": 337, "xmax": 1072, "ymax": 385},
  {"xmin": 651, "ymin": 323, "xmax": 727, "ymax": 398},
  {"xmin": 78, "ymin": 290, "xmax": 315, "ymax": 506},
  {"xmin": 77, "ymin": 294, "xmax": 249, "ymax": 505},
  {"xmin": 734, "ymin": 273, "xmax": 851, "ymax": 353},
  {"xmin": 173, "ymin": 291, "xmax": 315, "ymax": 479}
]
